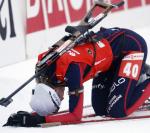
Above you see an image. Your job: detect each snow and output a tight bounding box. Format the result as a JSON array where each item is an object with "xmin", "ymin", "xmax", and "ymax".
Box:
[{"xmin": 0, "ymin": 27, "xmax": 150, "ymax": 133}]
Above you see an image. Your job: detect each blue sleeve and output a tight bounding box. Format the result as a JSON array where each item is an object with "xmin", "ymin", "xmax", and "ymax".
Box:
[
  {"xmin": 65, "ymin": 63, "xmax": 82, "ymax": 90},
  {"xmin": 65, "ymin": 63, "xmax": 83, "ymax": 112}
]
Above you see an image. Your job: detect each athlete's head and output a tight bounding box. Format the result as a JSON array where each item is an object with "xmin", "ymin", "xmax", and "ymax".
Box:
[{"xmin": 30, "ymin": 83, "xmax": 64, "ymax": 116}]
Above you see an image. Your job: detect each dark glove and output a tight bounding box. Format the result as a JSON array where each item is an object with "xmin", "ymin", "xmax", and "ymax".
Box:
[{"xmin": 3, "ymin": 111, "xmax": 45, "ymax": 127}]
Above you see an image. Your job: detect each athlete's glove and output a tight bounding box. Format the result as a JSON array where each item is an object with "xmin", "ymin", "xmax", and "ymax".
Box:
[{"xmin": 3, "ymin": 111, "xmax": 45, "ymax": 127}]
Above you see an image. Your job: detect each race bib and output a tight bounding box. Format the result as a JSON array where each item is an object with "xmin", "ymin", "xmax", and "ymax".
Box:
[{"xmin": 119, "ymin": 52, "xmax": 144, "ymax": 80}]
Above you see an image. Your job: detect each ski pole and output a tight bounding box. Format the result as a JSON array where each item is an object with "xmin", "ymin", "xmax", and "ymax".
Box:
[{"xmin": 0, "ymin": 67, "xmax": 46, "ymax": 107}]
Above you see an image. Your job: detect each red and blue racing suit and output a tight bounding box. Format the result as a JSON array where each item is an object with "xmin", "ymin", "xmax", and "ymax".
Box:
[{"xmin": 37, "ymin": 27, "xmax": 150, "ymax": 123}]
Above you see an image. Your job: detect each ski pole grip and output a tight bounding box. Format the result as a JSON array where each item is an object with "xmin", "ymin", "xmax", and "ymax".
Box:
[{"xmin": 0, "ymin": 98, "xmax": 13, "ymax": 107}]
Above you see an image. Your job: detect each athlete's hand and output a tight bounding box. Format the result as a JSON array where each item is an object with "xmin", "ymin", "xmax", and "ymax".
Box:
[{"xmin": 3, "ymin": 111, "xmax": 45, "ymax": 127}]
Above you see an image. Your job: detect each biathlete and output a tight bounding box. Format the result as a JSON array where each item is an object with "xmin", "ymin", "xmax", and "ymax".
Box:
[{"xmin": 4, "ymin": 27, "xmax": 150, "ymax": 127}]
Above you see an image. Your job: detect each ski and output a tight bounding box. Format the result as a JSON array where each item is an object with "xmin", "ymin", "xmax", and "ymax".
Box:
[
  {"xmin": 40, "ymin": 103, "xmax": 150, "ymax": 128},
  {"xmin": 56, "ymin": 102, "xmax": 150, "ymax": 115},
  {"xmin": 40, "ymin": 114, "xmax": 150, "ymax": 128}
]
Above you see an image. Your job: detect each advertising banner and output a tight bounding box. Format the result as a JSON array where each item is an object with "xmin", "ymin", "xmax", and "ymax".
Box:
[
  {"xmin": 26, "ymin": 0, "xmax": 150, "ymax": 58},
  {"xmin": 0, "ymin": 0, "xmax": 26, "ymax": 67}
]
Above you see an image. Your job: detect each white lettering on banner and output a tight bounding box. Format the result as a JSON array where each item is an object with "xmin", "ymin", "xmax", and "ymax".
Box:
[
  {"xmin": 0, "ymin": 0, "xmax": 16, "ymax": 40},
  {"xmin": 70, "ymin": 0, "xmax": 84, "ymax": 10},
  {"xmin": 48, "ymin": 0, "xmax": 64, "ymax": 13},
  {"xmin": 27, "ymin": 0, "xmax": 40, "ymax": 18},
  {"xmin": 27, "ymin": 0, "xmax": 150, "ymax": 34},
  {"xmin": 0, "ymin": 0, "xmax": 26, "ymax": 67}
]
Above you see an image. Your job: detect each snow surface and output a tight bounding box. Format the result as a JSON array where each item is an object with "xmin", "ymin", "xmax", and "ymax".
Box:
[{"xmin": 0, "ymin": 27, "xmax": 150, "ymax": 133}]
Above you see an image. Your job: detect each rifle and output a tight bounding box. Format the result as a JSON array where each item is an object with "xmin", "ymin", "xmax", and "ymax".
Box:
[{"xmin": 0, "ymin": 0, "xmax": 124, "ymax": 107}]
